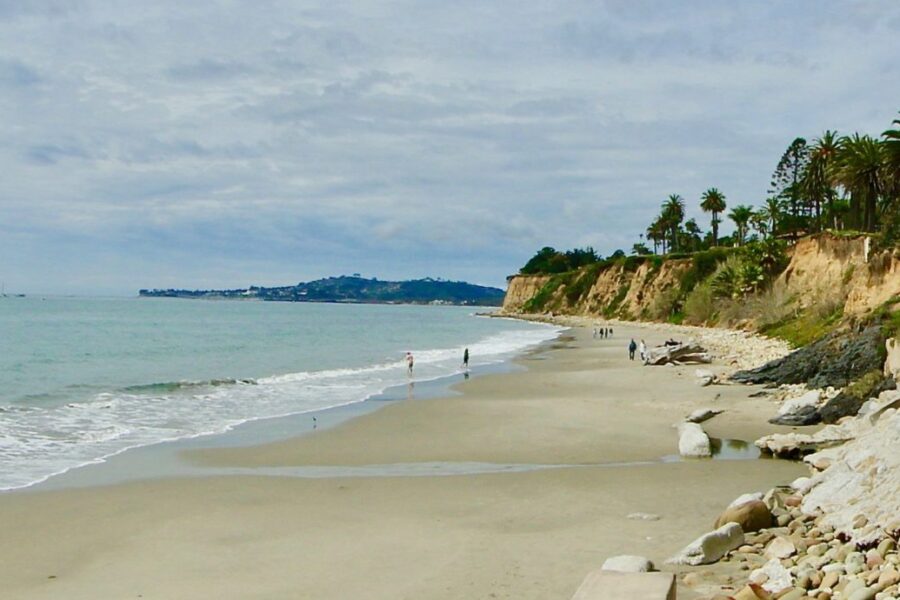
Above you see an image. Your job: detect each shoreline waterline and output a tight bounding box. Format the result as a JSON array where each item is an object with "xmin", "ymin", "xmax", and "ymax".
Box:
[{"xmin": 1, "ymin": 299, "xmax": 563, "ymax": 492}]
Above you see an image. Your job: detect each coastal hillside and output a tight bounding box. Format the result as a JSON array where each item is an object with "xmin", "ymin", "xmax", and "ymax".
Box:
[
  {"xmin": 141, "ymin": 275, "xmax": 505, "ymax": 306},
  {"xmin": 504, "ymin": 233, "xmax": 900, "ymax": 328}
]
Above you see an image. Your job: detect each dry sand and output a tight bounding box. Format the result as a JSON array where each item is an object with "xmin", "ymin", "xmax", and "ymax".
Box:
[{"xmin": 0, "ymin": 324, "xmax": 807, "ymax": 599}]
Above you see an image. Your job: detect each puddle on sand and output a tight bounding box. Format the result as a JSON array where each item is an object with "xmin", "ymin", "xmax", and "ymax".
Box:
[
  {"xmin": 710, "ymin": 437, "xmax": 762, "ymax": 460},
  {"xmin": 662, "ymin": 438, "xmax": 762, "ymax": 463}
]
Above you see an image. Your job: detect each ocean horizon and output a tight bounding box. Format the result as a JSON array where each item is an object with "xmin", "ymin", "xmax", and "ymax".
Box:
[{"xmin": 0, "ymin": 297, "xmax": 560, "ymax": 491}]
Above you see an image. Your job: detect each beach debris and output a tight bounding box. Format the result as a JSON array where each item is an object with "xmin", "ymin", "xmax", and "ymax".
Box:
[
  {"xmin": 666, "ymin": 522, "xmax": 744, "ymax": 566},
  {"xmin": 626, "ymin": 512, "xmax": 661, "ymax": 521},
  {"xmin": 646, "ymin": 342, "xmax": 712, "ymax": 366},
  {"xmin": 714, "ymin": 499, "xmax": 773, "ymax": 533},
  {"xmin": 686, "ymin": 407, "xmax": 723, "ymax": 423},
  {"xmin": 677, "ymin": 421, "xmax": 712, "ymax": 458},
  {"xmin": 601, "ymin": 555, "xmax": 655, "ymax": 573}
]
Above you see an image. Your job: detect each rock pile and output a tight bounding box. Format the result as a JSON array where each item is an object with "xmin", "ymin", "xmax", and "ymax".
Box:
[{"xmin": 685, "ymin": 484, "xmax": 900, "ymax": 600}]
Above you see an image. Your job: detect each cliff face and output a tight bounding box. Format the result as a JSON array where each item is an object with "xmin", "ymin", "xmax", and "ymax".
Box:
[
  {"xmin": 503, "ymin": 234, "xmax": 900, "ymax": 325},
  {"xmin": 502, "ymin": 275, "xmax": 551, "ymax": 312},
  {"xmin": 503, "ymin": 258, "xmax": 691, "ymax": 320},
  {"xmin": 773, "ymin": 234, "xmax": 900, "ymax": 316}
]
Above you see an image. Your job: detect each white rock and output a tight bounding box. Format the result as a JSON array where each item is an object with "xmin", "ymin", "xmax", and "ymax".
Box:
[
  {"xmin": 686, "ymin": 408, "xmax": 723, "ymax": 423},
  {"xmin": 885, "ymin": 337, "xmax": 900, "ymax": 380},
  {"xmin": 601, "ymin": 555, "xmax": 655, "ymax": 573},
  {"xmin": 665, "ymin": 523, "xmax": 744, "ymax": 566},
  {"xmin": 765, "ymin": 536, "xmax": 796, "ymax": 559},
  {"xmin": 790, "ymin": 476, "xmax": 816, "ymax": 494},
  {"xmin": 778, "ymin": 389, "xmax": 822, "ymax": 416},
  {"xmin": 677, "ymin": 422, "xmax": 712, "ymax": 458},
  {"xmin": 728, "ymin": 492, "xmax": 764, "ymax": 509},
  {"xmin": 750, "ymin": 558, "xmax": 794, "ymax": 594},
  {"xmin": 802, "ymin": 406, "xmax": 900, "ymax": 537}
]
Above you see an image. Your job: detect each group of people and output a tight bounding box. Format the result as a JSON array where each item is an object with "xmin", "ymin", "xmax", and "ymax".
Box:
[
  {"xmin": 627, "ymin": 338, "xmax": 647, "ymax": 362},
  {"xmin": 405, "ymin": 347, "xmax": 469, "ymax": 377},
  {"xmin": 592, "ymin": 325, "xmax": 614, "ymax": 339}
]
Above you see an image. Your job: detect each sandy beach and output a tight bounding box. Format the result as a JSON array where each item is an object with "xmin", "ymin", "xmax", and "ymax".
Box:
[{"xmin": 0, "ymin": 323, "xmax": 807, "ymax": 599}]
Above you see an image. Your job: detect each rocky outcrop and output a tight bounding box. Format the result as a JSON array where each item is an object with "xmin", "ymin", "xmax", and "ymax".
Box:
[
  {"xmin": 801, "ymin": 390, "xmax": 900, "ymax": 537},
  {"xmin": 731, "ymin": 326, "xmax": 884, "ymax": 389}
]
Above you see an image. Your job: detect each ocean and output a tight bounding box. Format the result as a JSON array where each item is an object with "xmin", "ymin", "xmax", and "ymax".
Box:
[{"xmin": 0, "ymin": 296, "xmax": 558, "ymax": 491}]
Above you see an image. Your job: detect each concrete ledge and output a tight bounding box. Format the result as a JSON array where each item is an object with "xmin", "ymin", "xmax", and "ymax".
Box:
[{"xmin": 571, "ymin": 570, "xmax": 676, "ymax": 600}]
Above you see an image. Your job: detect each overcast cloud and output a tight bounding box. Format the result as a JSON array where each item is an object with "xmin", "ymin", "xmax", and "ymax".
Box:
[{"xmin": 1, "ymin": 1, "xmax": 899, "ymax": 294}]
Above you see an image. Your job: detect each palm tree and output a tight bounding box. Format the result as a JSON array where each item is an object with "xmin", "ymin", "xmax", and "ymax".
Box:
[
  {"xmin": 803, "ymin": 130, "xmax": 840, "ymax": 230},
  {"xmin": 729, "ymin": 205, "xmax": 754, "ymax": 246},
  {"xmin": 832, "ymin": 134, "xmax": 887, "ymax": 232},
  {"xmin": 883, "ymin": 115, "xmax": 900, "ymax": 201},
  {"xmin": 759, "ymin": 197, "xmax": 782, "ymax": 237},
  {"xmin": 662, "ymin": 194, "xmax": 685, "ymax": 252},
  {"xmin": 647, "ymin": 218, "xmax": 666, "ymax": 254},
  {"xmin": 684, "ymin": 218, "xmax": 702, "ymax": 252},
  {"xmin": 700, "ymin": 188, "xmax": 727, "ymax": 246}
]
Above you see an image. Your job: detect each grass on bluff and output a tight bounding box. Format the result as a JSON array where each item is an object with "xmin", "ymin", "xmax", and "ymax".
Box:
[{"xmin": 760, "ymin": 303, "xmax": 844, "ymax": 348}]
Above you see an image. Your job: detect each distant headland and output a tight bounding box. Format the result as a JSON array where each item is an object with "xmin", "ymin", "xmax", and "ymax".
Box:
[{"xmin": 139, "ymin": 275, "xmax": 505, "ymax": 306}]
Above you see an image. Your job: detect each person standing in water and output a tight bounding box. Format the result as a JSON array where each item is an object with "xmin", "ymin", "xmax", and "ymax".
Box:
[
  {"xmin": 463, "ymin": 347, "xmax": 469, "ymax": 370},
  {"xmin": 406, "ymin": 352, "xmax": 414, "ymax": 376},
  {"xmin": 628, "ymin": 339, "xmax": 637, "ymax": 361}
]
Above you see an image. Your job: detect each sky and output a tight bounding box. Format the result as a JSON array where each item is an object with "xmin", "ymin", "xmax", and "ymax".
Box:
[{"xmin": 1, "ymin": 1, "xmax": 899, "ymax": 295}]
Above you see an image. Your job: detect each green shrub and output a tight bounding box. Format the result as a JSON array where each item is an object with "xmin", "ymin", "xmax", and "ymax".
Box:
[{"xmin": 683, "ymin": 281, "xmax": 717, "ymax": 324}]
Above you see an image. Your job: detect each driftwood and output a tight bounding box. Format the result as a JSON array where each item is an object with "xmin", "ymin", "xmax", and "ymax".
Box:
[{"xmin": 645, "ymin": 342, "xmax": 712, "ymax": 366}]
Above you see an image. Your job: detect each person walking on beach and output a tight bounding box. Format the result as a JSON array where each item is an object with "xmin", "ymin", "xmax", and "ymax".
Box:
[
  {"xmin": 406, "ymin": 352, "xmax": 414, "ymax": 376},
  {"xmin": 628, "ymin": 339, "xmax": 637, "ymax": 361},
  {"xmin": 463, "ymin": 347, "xmax": 469, "ymax": 370},
  {"xmin": 639, "ymin": 339, "xmax": 647, "ymax": 363}
]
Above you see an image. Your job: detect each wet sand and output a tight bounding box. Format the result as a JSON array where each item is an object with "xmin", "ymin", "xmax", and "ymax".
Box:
[{"xmin": 0, "ymin": 324, "xmax": 806, "ymax": 599}]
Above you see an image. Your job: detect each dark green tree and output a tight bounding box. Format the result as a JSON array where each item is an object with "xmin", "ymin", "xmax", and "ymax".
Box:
[
  {"xmin": 700, "ymin": 188, "xmax": 727, "ymax": 246},
  {"xmin": 769, "ymin": 138, "xmax": 810, "ymax": 235}
]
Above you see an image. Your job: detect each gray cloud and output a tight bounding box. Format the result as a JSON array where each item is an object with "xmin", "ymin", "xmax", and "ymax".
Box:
[{"xmin": 1, "ymin": 0, "xmax": 899, "ymax": 295}]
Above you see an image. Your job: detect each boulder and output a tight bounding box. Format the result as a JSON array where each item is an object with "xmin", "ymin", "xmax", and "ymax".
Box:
[
  {"xmin": 677, "ymin": 422, "xmax": 711, "ymax": 458},
  {"xmin": 686, "ymin": 408, "xmax": 723, "ymax": 423},
  {"xmin": 777, "ymin": 390, "xmax": 821, "ymax": 416},
  {"xmin": 768, "ymin": 404, "xmax": 821, "ymax": 426},
  {"xmin": 695, "ymin": 368, "xmax": 718, "ymax": 386},
  {"xmin": 728, "ymin": 492, "xmax": 763, "ymax": 508},
  {"xmin": 755, "ymin": 424, "xmax": 854, "ymax": 458},
  {"xmin": 666, "ymin": 522, "xmax": 744, "ymax": 566},
  {"xmin": 818, "ymin": 391, "xmax": 867, "ymax": 424},
  {"xmin": 714, "ymin": 499, "xmax": 773, "ymax": 533},
  {"xmin": 601, "ymin": 555, "xmax": 654, "ymax": 573}
]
